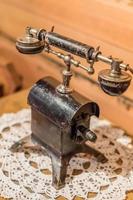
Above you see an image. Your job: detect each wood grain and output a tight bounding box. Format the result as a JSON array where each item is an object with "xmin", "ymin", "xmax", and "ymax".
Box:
[
  {"xmin": 0, "ymin": 0, "xmax": 133, "ymax": 199},
  {"xmin": 1, "ymin": 0, "xmax": 133, "ymax": 52},
  {"xmin": 0, "ymin": 89, "xmax": 29, "ymax": 115}
]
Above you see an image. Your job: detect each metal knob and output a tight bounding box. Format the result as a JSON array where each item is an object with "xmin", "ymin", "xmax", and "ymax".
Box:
[{"xmin": 76, "ymin": 125, "xmax": 97, "ymax": 143}]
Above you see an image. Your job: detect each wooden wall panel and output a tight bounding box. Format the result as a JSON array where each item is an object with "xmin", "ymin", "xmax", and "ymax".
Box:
[{"xmin": 0, "ymin": 0, "xmax": 133, "ymax": 134}]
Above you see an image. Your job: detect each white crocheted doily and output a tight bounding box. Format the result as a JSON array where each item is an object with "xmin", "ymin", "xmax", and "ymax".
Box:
[{"xmin": 0, "ymin": 109, "xmax": 133, "ymax": 200}]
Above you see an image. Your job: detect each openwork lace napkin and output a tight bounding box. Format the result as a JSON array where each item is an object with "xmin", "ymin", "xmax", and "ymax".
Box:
[{"xmin": 0, "ymin": 109, "xmax": 133, "ymax": 200}]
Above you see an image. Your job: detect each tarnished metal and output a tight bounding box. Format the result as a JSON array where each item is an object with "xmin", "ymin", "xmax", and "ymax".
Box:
[
  {"xmin": 16, "ymin": 26, "xmax": 133, "ymax": 96},
  {"xmin": 16, "ymin": 34, "xmax": 44, "ymax": 54},
  {"xmin": 98, "ymin": 59, "xmax": 132, "ymax": 96},
  {"xmin": 45, "ymin": 32, "xmax": 95, "ymax": 60},
  {"xmin": 28, "ymin": 77, "xmax": 107, "ymax": 188},
  {"xmin": 14, "ymin": 26, "xmax": 133, "ymax": 189}
]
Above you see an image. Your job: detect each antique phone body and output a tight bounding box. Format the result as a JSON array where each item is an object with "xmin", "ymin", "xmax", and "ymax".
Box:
[{"xmin": 13, "ymin": 26, "xmax": 133, "ymax": 189}]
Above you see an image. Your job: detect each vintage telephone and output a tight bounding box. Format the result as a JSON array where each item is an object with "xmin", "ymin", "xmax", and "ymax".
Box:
[{"xmin": 13, "ymin": 26, "xmax": 133, "ymax": 189}]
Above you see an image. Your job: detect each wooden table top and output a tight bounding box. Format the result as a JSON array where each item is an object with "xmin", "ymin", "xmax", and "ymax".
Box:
[{"xmin": 0, "ymin": 89, "xmax": 132, "ymax": 200}]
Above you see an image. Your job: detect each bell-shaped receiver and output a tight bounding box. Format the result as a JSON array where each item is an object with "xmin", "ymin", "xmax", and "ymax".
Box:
[
  {"xmin": 98, "ymin": 69, "xmax": 132, "ymax": 96},
  {"xmin": 16, "ymin": 35, "xmax": 45, "ymax": 54}
]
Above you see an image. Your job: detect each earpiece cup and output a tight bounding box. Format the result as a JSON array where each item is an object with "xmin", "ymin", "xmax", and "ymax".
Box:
[
  {"xmin": 16, "ymin": 36, "xmax": 44, "ymax": 54},
  {"xmin": 98, "ymin": 69, "xmax": 132, "ymax": 96}
]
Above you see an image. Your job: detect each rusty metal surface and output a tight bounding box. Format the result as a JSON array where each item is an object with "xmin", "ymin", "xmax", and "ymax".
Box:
[
  {"xmin": 15, "ymin": 26, "xmax": 133, "ymax": 189},
  {"xmin": 28, "ymin": 76, "xmax": 107, "ymax": 189},
  {"xmin": 46, "ymin": 32, "xmax": 94, "ymax": 59},
  {"xmin": 16, "ymin": 26, "xmax": 133, "ymax": 96},
  {"xmin": 28, "ymin": 77, "xmax": 99, "ymax": 127}
]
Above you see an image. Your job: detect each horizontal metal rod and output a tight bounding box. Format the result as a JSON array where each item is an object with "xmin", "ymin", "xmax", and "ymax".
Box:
[
  {"xmin": 28, "ymin": 27, "xmax": 133, "ymax": 74},
  {"xmin": 97, "ymin": 54, "xmax": 133, "ymax": 73},
  {"xmin": 44, "ymin": 47, "xmax": 94, "ymax": 74}
]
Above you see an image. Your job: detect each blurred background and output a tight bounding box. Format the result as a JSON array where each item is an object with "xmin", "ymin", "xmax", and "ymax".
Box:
[{"xmin": 0, "ymin": 0, "xmax": 133, "ymax": 134}]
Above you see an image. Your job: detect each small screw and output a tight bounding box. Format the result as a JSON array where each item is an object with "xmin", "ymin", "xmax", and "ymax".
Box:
[{"xmin": 85, "ymin": 130, "xmax": 97, "ymax": 142}]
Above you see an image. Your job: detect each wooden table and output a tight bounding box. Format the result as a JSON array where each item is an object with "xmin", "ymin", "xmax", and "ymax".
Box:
[{"xmin": 0, "ymin": 89, "xmax": 132, "ymax": 200}]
